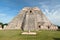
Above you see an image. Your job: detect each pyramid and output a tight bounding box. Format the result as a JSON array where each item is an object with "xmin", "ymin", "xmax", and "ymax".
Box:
[{"xmin": 5, "ymin": 7, "xmax": 58, "ymax": 31}]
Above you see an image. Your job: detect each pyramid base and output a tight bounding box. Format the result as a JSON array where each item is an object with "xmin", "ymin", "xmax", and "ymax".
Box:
[{"xmin": 21, "ymin": 32, "xmax": 36, "ymax": 35}]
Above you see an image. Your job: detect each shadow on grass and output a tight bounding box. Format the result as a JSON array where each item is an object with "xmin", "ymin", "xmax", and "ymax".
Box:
[{"xmin": 54, "ymin": 38, "xmax": 60, "ymax": 40}]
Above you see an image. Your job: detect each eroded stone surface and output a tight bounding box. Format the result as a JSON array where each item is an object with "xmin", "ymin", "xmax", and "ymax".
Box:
[{"xmin": 5, "ymin": 7, "xmax": 58, "ymax": 31}]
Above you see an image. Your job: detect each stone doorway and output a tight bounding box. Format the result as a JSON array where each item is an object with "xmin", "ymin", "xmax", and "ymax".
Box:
[{"xmin": 38, "ymin": 25, "xmax": 41, "ymax": 28}]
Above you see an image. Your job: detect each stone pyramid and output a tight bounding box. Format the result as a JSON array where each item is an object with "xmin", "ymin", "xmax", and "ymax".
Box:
[{"xmin": 5, "ymin": 7, "xmax": 58, "ymax": 31}]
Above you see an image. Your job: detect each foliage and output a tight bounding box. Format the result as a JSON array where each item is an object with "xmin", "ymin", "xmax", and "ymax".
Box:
[
  {"xmin": 0, "ymin": 22, "xmax": 3, "ymax": 25},
  {"xmin": 0, "ymin": 22, "xmax": 8, "ymax": 29},
  {"xmin": 3, "ymin": 23, "xmax": 8, "ymax": 25}
]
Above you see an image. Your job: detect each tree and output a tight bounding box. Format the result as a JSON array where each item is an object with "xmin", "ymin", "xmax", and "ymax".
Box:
[
  {"xmin": 4, "ymin": 23, "xmax": 8, "ymax": 26},
  {"xmin": 0, "ymin": 22, "xmax": 3, "ymax": 25},
  {"xmin": 0, "ymin": 22, "xmax": 8, "ymax": 29},
  {"xmin": 3, "ymin": 23, "xmax": 8, "ymax": 29},
  {"xmin": 0, "ymin": 22, "xmax": 3, "ymax": 29}
]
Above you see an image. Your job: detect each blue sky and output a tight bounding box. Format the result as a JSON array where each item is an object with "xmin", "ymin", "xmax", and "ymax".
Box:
[{"xmin": 0, "ymin": 0, "xmax": 60, "ymax": 26}]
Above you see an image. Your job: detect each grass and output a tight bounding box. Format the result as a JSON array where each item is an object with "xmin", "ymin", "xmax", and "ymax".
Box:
[{"xmin": 0, "ymin": 30, "xmax": 60, "ymax": 40}]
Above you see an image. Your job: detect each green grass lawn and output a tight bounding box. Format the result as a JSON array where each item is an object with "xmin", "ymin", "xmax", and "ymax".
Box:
[{"xmin": 0, "ymin": 30, "xmax": 60, "ymax": 40}]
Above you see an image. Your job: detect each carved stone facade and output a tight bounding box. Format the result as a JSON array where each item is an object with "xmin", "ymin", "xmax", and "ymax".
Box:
[{"xmin": 5, "ymin": 7, "xmax": 58, "ymax": 31}]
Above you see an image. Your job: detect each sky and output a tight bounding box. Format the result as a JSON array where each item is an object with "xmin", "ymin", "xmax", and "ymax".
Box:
[{"xmin": 0, "ymin": 0, "xmax": 60, "ymax": 26}]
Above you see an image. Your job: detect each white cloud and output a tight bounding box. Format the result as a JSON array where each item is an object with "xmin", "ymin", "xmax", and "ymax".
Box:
[
  {"xmin": 0, "ymin": 13, "xmax": 6, "ymax": 16},
  {"xmin": 39, "ymin": 2, "xmax": 60, "ymax": 26},
  {"xmin": 0, "ymin": 6, "xmax": 18, "ymax": 23},
  {"xmin": 0, "ymin": 13, "xmax": 14, "ymax": 23}
]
